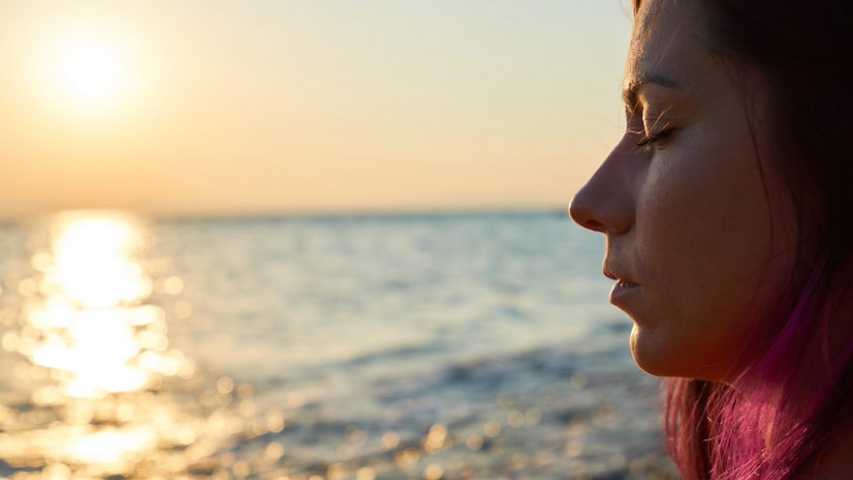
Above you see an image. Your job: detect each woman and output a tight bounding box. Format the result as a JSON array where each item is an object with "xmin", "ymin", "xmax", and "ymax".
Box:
[{"xmin": 569, "ymin": 1, "xmax": 853, "ymax": 478}]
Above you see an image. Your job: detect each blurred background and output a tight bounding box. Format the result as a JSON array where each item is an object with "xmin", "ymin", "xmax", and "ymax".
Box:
[{"xmin": 0, "ymin": 1, "xmax": 677, "ymax": 479}]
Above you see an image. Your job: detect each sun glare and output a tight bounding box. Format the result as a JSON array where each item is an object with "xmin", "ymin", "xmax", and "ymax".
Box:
[
  {"xmin": 58, "ymin": 38, "xmax": 125, "ymax": 102},
  {"xmin": 39, "ymin": 27, "xmax": 135, "ymax": 114}
]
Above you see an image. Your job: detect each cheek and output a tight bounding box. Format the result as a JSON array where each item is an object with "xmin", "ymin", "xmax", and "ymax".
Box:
[{"xmin": 628, "ymin": 141, "xmax": 777, "ymax": 379}]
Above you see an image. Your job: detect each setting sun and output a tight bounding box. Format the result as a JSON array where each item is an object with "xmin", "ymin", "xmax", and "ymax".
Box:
[
  {"xmin": 57, "ymin": 37, "xmax": 125, "ymax": 103},
  {"xmin": 38, "ymin": 27, "xmax": 134, "ymax": 114}
]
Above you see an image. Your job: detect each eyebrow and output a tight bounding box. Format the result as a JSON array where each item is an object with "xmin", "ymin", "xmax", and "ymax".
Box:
[{"xmin": 622, "ymin": 71, "xmax": 681, "ymax": 109}]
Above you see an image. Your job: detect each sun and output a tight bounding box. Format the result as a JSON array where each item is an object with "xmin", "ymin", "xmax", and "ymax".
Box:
[
  {"xmin": 58, "ymin": 38, "xmax": 125, "ymax": 105},
  {"xmin": 39, "ymin": 27, "xmax": 134, "ymax": 114}
]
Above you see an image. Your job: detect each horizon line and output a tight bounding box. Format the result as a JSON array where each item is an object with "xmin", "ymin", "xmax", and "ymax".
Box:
[{"xmin": 0, "ymin": 204, "xmax": 571, "ymax": 224}]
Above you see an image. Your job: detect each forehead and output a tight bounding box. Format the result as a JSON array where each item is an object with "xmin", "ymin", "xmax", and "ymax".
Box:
[{"xmin": 625, "ymin": 0, "xmax": 710, "ymax": 91}]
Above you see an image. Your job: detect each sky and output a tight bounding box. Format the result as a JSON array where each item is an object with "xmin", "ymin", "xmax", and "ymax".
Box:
[{"xmin": 0, "ymin": 1, "xmax": 633, "ymax": 218}]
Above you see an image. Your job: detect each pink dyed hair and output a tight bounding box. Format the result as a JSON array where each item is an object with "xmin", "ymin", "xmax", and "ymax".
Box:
[
  {"xmin": 630, "ymin": 1, "xmax": 853, "ymax": 478},
  {"xmin": 663, "ymin": 267, "xmax": 853, "ymax": 478}
]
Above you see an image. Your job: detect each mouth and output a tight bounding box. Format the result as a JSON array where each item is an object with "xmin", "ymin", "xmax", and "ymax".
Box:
[
  {"xmin": 609, "ymin": 278, "xmax": 641, "ymax": 307},
  {"xmin": 603, "ymin": 267, "xmax": 639, "ymax": 286}
]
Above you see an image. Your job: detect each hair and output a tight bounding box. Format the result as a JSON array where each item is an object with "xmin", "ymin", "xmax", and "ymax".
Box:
[{"xmin": 630, "ymin": 1, "xmax": 853, "ymax": 479}]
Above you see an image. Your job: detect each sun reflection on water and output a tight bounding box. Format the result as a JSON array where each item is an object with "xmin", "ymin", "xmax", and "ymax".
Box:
[
  {"xmin": 0, "ymin": 211, "xmax": 249, "ymax": 478},
  {"xmin": 21, "ymin": 212, "xmax": 190, "ymax": 399}
]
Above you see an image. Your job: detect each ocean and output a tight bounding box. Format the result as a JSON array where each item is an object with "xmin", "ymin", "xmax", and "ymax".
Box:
[{"xmin": 0, "ymin": 210, "xmax": 677, "ymax": 479}]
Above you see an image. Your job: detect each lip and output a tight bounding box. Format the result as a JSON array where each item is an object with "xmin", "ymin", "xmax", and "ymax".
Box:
[
  {"xmin": 609, "ymin": 279, "xmax": 641, "ymax": 308},
  {"xmin": 603, "ymin": 266, "xmax": 639, "ymax": 285}
]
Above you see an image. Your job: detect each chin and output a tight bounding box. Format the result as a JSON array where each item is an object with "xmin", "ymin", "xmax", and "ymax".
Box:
[
  {"xmin": 629, "ymin": 325, "xmax": 731, "ymax": 381},
  {"xmin": 628, "ymin": 325, "xmax": 682, "ymax": 377}
]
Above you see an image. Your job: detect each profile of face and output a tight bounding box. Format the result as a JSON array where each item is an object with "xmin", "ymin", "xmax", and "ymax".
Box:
[{"xmin": 569, "ymin": 0, "xmax": 796, "ymax": 382}]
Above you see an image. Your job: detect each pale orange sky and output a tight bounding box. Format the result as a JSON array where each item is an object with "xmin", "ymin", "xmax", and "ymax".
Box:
[{"xmin": 0, "ymin": 1, "xmax": 632, "ymax": 218}]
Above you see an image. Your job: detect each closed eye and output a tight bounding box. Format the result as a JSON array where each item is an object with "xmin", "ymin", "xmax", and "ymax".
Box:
[
  {"xmin": 626, "ymin": 102, "xmax": 677, "ymax": 151},
  {"xmin": 636, "ymin": 127, "xmax": 675, "ymax": 149}
]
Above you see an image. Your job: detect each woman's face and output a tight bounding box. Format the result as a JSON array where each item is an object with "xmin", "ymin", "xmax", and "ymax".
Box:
[{"xmin": 569, "ymin": 0, "xmax": 795, "ymax": 381}]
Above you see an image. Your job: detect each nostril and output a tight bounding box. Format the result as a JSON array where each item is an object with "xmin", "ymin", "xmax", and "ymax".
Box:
[{"xmin": 581, "ymin": 219, "xmax": 607, "ymax": 233}]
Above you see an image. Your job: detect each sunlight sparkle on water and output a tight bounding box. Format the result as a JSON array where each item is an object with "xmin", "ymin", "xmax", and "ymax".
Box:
[
  {"xmin": 0, "ymin": 212, "xmax": 248, "ymax": 478},
  {"xmin": 20, "ymin": 213, "xmax": 172, "ymax": 399},
  {"xmin": 62, "ymin": 427, "xmax": 157, "ymax": 466}
]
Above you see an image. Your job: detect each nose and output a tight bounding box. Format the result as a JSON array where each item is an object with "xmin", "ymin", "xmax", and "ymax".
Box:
[
  {"xmin": 568, "ymin": 147, "xmax": 635, "ymax": 235},
  {"xmin": 568, "ymin": 194, "xmax": 607, "ymax": 233}
]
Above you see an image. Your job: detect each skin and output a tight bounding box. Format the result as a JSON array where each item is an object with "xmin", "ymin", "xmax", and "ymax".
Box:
[
  {"xmin": 571, "ymin": 1, "xmax": 853, "ymax": 475},
  {"xmin": 568, "ymin": 0, "xmax": 797, "ymax": 382}
]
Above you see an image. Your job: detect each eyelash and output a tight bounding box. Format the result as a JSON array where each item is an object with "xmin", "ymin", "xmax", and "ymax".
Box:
[
  {"xmin": 624, "ymin": 103, "xmax": 677, "ymax": 151},
  {"xmin": 635, "ymin": 128, "xmax": 675, "ymax": 150}
]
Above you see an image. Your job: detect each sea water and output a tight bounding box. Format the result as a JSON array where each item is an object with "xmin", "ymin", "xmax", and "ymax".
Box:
[{"xmin": 0, "ymin": 210, "xmax": 676, "ymax": 479}]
